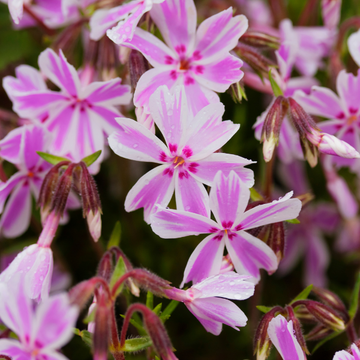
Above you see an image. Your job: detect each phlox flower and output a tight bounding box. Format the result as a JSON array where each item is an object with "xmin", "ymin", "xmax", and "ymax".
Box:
[
  {"xmin": 333, "ymin": 344, "xmax": 360, "ymax": 360},
  {"xmin": 109, "ymin": 85, "xmax": 254, "ymax": 222},
  {"xmin": 348, "ymin": 29, "xmax": 360, "ymax": 67},
  {"xmin": 151, "ymin": 171, "xmax": 302, "ymax": 285},
  {"xmin": 267, "ymin": 315, "xmax": 306, "ymax": 360},
  {"xmin": 90, "ymin": 0, "xmax": 165, "ymax": 42},
  {"xmin": 113, "ymin": 0, "xmax": 247, "ymax": 115},
  {"xmin": 0, "ymin": 125, "xmax": 52, "ymax": 238},
  {"xmin": 165, "ymin": 272, "xmax": 254, "ymax": 335},
  {"xmin": 294, "ymin": 68, "xmax": 360, "ymax": 174},
  {"xmin": 3, "ymin": 48, "xmax": 132, "ymax": 172},
  {"xmin": 0, "ymin": 277, "xmax": 78, "ymax": 360}
]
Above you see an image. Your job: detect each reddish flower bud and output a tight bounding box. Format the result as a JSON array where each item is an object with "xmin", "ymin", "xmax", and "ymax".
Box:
[
  {"xmin": 93, "ymin": 294, "xmax": 110, "ymax": 360},
  {"xmin": 129, "ymin": 50, "xmax": 150, "ymax": 92},
  {"xmin": 267, "ymin": 222, "xmax": 285, "ymax": 264},
  {"xmin": 286, "ymin": 306, "xmax": 309, "ymax": 354},
  {"xmin": 120, "ymin": 303, "xmax": 178, "ymax": 360},
  {"xmin": 240, "ymin": 30, "xmax": 280, "ymax": 49},
  {"xmin": 254, "ymin": 306, "xmax": 283, "ymax": 360},
  {"xmin": 292, "ymin": 300, "xmax": 345, "ymax": 331},
  {"xmin": 305, "ymin": 324, "xmax": 332, "ymax": 341},
  {"xmin": 97, "ymin": 252, "xmax": 113, "ymax": 282},
  {"xmin": 261, "ymin": 96, "xmax": 288, "ymax": 162}
]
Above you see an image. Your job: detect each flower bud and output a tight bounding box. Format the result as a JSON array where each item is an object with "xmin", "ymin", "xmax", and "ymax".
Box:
[
  {"xmin": 240, "ymin": 30, "xmax": 280, "ymax": 49},
  {"xmin": 129, "ymin": 50, "xmax": 150, "ymax": 92},
  {"xmin": 93, "ymin": 294, "xmax": 110, "ymax": 360},
  {"xmin": 97, "ymin": 252, "xmax": 113, "ymax": 282},
  {"xmin": 230, "ymin": 80, "xmax": 247, "ymax": 103},
  {"xmin": 305, "ymin": 324, "xmax": 332, "ymax": 341},
  {"xmin": 261, "ymin": 96, "xmax": 288, "ymax": 162},
  {"xmin": 286, "ymin": 306, "xmax": 309, "ymax": 354},
  {"xmin": 292, "ymin": 300, "xmax": 345, "ymax": 331},
  {"xmin": 135, "ymin": 106, "xmax": 155, "ymax": 134},
  {"xmin": 267, "ymin": 222, "xmax": 285, "ymax": 264},
  {"xmin": 220, "ymin": 254, "xmax": 235, "ymax": 273},
  {"xmin": 121, "ymin": 303, "xmax": 177, "ymax": 360},
  {"xmin": 254, "ymin": 306, "xmax": 283, "ymax": 360},
  {"xmin": 300, "ymin": 137, "xmax": 318, "ymax": 167}
]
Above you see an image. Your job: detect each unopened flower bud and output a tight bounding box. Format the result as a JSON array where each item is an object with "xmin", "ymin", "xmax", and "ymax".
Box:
[
  {"xmin": 300, "ymin": 137, "xmax": 318, "ymax": 167},
  {"xmin": 220, "ymin": 254, "xmax": 235, "ymax": 273},
  {"xmin": 305, "ymin": 324, "xmax": 332, "ymax": 341},
  {"xmin": 240, "ymin": 30, "xmax": 280, "ymax": 49},
  {"xmin": 261, "ymin": 96, "xmax": 288, "ymax": 162},
  {"xmin": 267, "ymin": 222, "xmax": 285, "ymax": 264},
  {"xmin": 93, "ymin": 294, "xmax": 110, "ymax": 360},
  {"xmin": 97, "ymin": 252, "xmax": 113, "ymax": 282},
  {"xmin": 129, "ymin": 50, "xmax": 150, "ymax": 92},
  {"xmin": 230, "ymin": 80, "xmax": 247, "ymax": 103},
  {"xmin": 135, "ymin": 106, "xmax": 155, "ymax": 134},
  {"xmin": 254, "ymin": 306, "xmax": 283, "ymax": 360},
  {"xmin": 286, "ymin": 306, "xmax": 309, "ymax": 354},
  {"xmin": 121, "ymin": 303, "xmax": 177, "ymax": 360},
  {"xmin": 292, "ymin": 300, "xmax": 345, "ymax": 331}
]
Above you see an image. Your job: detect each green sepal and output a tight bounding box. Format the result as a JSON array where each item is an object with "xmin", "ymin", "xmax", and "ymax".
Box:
[
  {"xmin": 108, "ymin": 221, "xmax": 121, "ymax": 249},
  {"xmin": 290, "ymin": 284, "xmax": 313, "ymax": 304},
  {"xmin": 153, "ymin": 303, "xmax": 162, "ymax": 316},
  {"xmin": 37, "ymin": 152, "xmax": 69, "ymax": 165},
  {"xmin": 81, "ymin": 150, "xmax": 102, "ymax": 167},
  {"xmin": 83, "ymin": 307, "xmax": 96, "ymax": 324},
  {"xmin": 286, "ymin": 218, "xmax": 300, "ymax": 224},
  {"xmin": 109, "ymin": 256, "xmax": 126, "ymax": 297},
  {"xmin": 256, "ymin": 305, "xmax": 273, "ymax": 314},
  {"xmin": 120, "ymin": 315, "xmax": 147, "ymax": 336},
  {"xmin": 268, "ymin": 70, "xmax": 284, "ymax": 96},
  {"xmin": 123, "ymin": 336, "xmax": 152, "ymax": 352},
  {"xmin": 146, "ymin": 291, "xmax": 154, "ymax": 309},
  {"xmin": 73, "ymin": 328, "xmax": 92, "ymax": 348},
  {"xmin": 250, "ymin": 188, "xmax": 264, "ymax": 202}
]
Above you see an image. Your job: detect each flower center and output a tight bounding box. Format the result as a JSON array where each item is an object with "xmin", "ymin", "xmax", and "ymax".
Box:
[
  {"xmin": 28, "ymin": 171, "xmax": 34, "ymax": 177},
  {"xmin": 179, "ymin": 58, "xmax": 191, "ymax": 71},
  {"xmin": 173, "ymin": 156, "xmax": 185, "ymax": 168},
  {"xmin": 347, "ymin": 115, "xmax": 358, "ymax": 126}
]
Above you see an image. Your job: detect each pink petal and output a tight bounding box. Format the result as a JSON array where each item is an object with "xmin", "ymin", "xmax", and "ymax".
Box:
[
  {"xmin": 134, "ymin": 68, "xmax": 178, "ymax": 111},
  {"xmin": 293, "ymin": 87, "xmax": 344, "ymax": 119},
  {"xmin": 285, "ymin": 76, "xmax": 319, "ymax": 96},
  {"xmin": 182, "ymin": 234, "xmax": 225, "ymax": 286},
  {"xmin": 174, "ymin": 172, "xmax": 210, "ymax": 217},
  {"xmin": 348, "ymin": 29, "xmax": 360, "ymax": 67},
  {"xmin": 125, "ymin": 165, "xmax": 175, "ymax": 223},
  {"xmin": 184, "ymin": 102, "xmax": 239, "ymax": 160},
  {"xmin": 89, "ymin": 1, "xmax": 142, "ymax": 41},
  {"xmin": 192, "ymin": 272, "xmax": 254, "ymax": 300},
  {"xmin": 186, "ymin": 297, "xmax": 247, "ymax": 334},
  {"xmin": 83, "ymin": 78, "xmax": 131, "ymax": 106},
  {"xmin": 336, "ymin": 69, "xmax": 360, "ymax": 117},
  {"xmin": 191, "ymin": 153, "xmax": 254, "ymax": 188},
  {"xmin": 236, "ymin": 192, "xmax": 302, "ymax": 230},
  {"xmin": 108, "ymin": 117, "xmax": 169, "ymax": 163},
  {"xmin": 209, "ymin": 171, "xmax": 250, "ymax": 227},
  {"xmin": 0, "ymin": 339, "xmax": 29, "ymax": 359},
  {"xmin": 193, "ymin": 54, "xmax": 244, "ymax": 93},
  {"xmin": 149, "ymin": 85, "xmax": 188, "ymax": 149},
  {"xmin": 89, "ymin": 105, "xmax": 122, "ymax": 136},
  {"xmin": 0, "ymin": 173, "xmax": 24, "ymax": 214},
  {"xmin": 32, "ymin": 293, "xmax": 78, "ymax": 349},
  {"xmin": 267, "ymin": 315, "xmax": 306, "ymax": 360},
  {"xmin": 151, "ymin": 207, "xmax": 219, "ymax": 239},
  {"xmin": 121, "ymin": 28, "xmax": 176, "ymax": 67},
  {"xmin": 0, "ymin": 180, "xmax": 32, "ymax": 238},
  {"xmin": 225, "ymin": 231, "xmax": 278, "ymax": 281},
  {"xmin": 38, "ymin": 49, "xmax": 80, "ymax": 97},
  {"xmin": 333, "ymin": 350, "xmax": 357, "ymax": 360},
  {"xmin": 150, "ymin": 0, "xmax": 197, "ymax": 53},
  {"xmin": 37, "ymin": 350, "xmax": 70, "ymax": 360},
  {"xmin": 322, "ymin": 0, "xmax": 341, "ymax": 29},
  {"xmin": 8, "ymin": 0, "xmax": 24, "ymax": 24},
  {"xmin": 195, "ymin": 9, "xmax": 248, "ymax": 62},
  {"xmin": 0, "ymin": 127, "xmax": 24, "ymax": 165}
]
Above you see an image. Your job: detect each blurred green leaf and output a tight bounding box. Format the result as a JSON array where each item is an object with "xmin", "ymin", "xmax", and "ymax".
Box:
[
  {"xmin": 256, "ymin": 305, "xmax": 273, "ymax": 314},
  {"xmin": 349, "ymin": 272, "xmax": 360, "ymax": 320},
  {"xmin": 160, "ymin": 300, "xmax": 180, "ymax": 322},
  {"xmin": 311, "ymin": 330, "xmax": 342, "ymax": 353},
  {"xmin": 37, "ymin": 152, "xmax": 69, "ymax": 165},
  {"xmin": 81, "ymin": 150, "xmax": 102, "ymax": 167},
  {"xmin": 83, "ymin": 307, "xmax": 96, "ymax": 324},
  {"xmin": 290, "ymin": 284, "xmax": 313, "ymax": 304},
  {"xmin": 153, "ymin": 303, "xmax": 162, "ymax": 316},
  {"xmin": 108, "ymin": 221, "xmax": 121, "ymax": 249},
  {"xmin": 268, "ymin": 70, "xmax": 283, "ymax": 96},
  {"xmin": 286, "ymin": 218, "xmax": 300, "ymax": 224},
  {"xmin": 123, "ymin": 336, "xmax": 152, "ymax": 352},
  {"xmin": 109, "ymin": 256, "xmax": 126, "ymax": 297},
  {"xmin": 146, "ymin": 291, "xmax": 154, "ymax": 309},
  {"xmin": 73, "ymin": 329, "xmax": 92, "ymax": 348}
]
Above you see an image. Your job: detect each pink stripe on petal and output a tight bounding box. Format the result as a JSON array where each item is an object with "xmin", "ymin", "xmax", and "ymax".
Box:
[
  {"xmin": 333, "ymin": 350, "xmax": 356, "ymax": 360},
  {"xmin": 125, "ymin": 165, "xmax": 175, "ymax": 223},
  {"xmin": 184, "ymin": 102, "xmax": 238, "ymax": 160},
  {"xmin": 121, "ymin": 28, "xmax": 176, "ymax": 67},
  {"xmin": 225, "ymin": 232, "xmax": 278, "ymax": 281},
  {"xmin": 185, "ymin": 303, "xmax": 222, "ymax": 335},
  {"xmin": 0, "ymin": 340, "xmax": 28, "ymax": 359},
  {"xmin": 38, "ymin": 49, "xmax": 80, "ymax": 97},
  {"xmin": 149, "ymin": 85, "xmax": 188, "ymax": 148},
  {"xmin": 209, "ymin": 171, "xmax": 250, "ymax": 227},
  {"xmin": 194, "ymin": 54, "xmax": 243, "ymax": 93},
  {"xmin": 174, "ymin": 172, "xmax": 210, "ymax": 217},
  {"xmin": 0, "ymin": 127, "xmax": 24, "ymax": 165},
  {"xmin": 268, "ymin": 315, "xmax": 306, "ymax": 360},
  {"xmin": 351, "ymin": 344, "xmax": 360, "ymax": 360},
  {"xmin": 337, "ymin": 70, "xmax": 360, "ymax": 117},
  {"xmin": 0, "ymin": 180, "xmax": 32, "ymax": 238},
  {"xmin": 134, "ymin": 68, "xmax": 178, "ymax": 110},
  {"xmin": 191, "ymin": 153, "xmax": 254, "ymax": 188},
  {"xmin": 108, "ymin": 117, "xmax": 169, "ymax": 163},
  {"xmin": 237, "ymin": 193, "xmax": 302, "ymax": 230},
  {"xmin": 150, "ymin": 0, "xmax": 197, "ymax": 53},
  {"xmin": 89, "ymin": 105, "xmax": 121, "ymax": 135},
  {"xmin": 150, "ymin": 208, "xmax": 219, "ymax": 239},
  {"xmin": 195, "ymin": 10, "xmax": 248, "ymax": 62},
  {"xmin": 182, "ymin": 234, "xmax": 224, "ymax": 286}
]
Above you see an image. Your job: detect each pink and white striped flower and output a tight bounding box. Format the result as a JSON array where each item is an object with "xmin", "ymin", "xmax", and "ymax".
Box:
[
  {"xmin": 3, "ymin": 48, "xmax": 132, "ymax": 172},
  {"xmin": 333, "ymin": 344, "xmax": 360, "ymax": 360},
  {"xmin": 151, "ymin": 171, "xmax": 302, "ymax": 285},
  {"xmin": 0, "ymin": 277, "xmax": 78, "ymax": 360},
  {"xmin": 114, "ymin": 0, "xmax": 247, "ymax": 115},
  {"xmin": 90, "ymin": 0, "xmax": 165, "ymax": 41},
  {"xmin": 267, "ymin": 315, "xmax": 306, "ymax": 360},
  {"xmin": 108, "ymin": 85, "xmax": 254, "ymax": 223},
  {"xmin": 348, "ymin": 29, "xmax": 360, "ymax": 67},
  {"xmin": 164, "ymin": 272, "xmax": 254, "ymax": 335}
]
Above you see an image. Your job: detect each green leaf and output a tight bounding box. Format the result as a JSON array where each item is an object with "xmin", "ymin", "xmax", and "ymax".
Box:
[
  {"xmin": 160, "ymin": 300, "xmax": 180, "ymax": 322},
  {"xmin": 268, "ymin": 70, "xmax": 284, "ymax": 96},
  {"xmin": 153, "ymin": 303, "xmax": 162, "ymax": 316},
  {"xmin": 290, "ymin": 284, "xmax": 313, "ymax": 304},
  {"xmin": 120, "ymin": 315, "xmax": 147, "ymax": 336},
  {"xmin": 81, "ymin": 150, "xmax": 102, "ymax": 167},
  {"xmin": 250, "ymin": 188, "xmax": 264, "ymax": 202},
  {"xmin": 286, "ymin": 218, "xmax": 300, "ymax": 224},
  {"xmin": 146, "ymin": 291, "xmax": 154, "ymax": 309},
  {"xmin": 74, "ymin": 328, "xmax": 93, "ymax": 348},
  {"xmin": 37, "ymin": 152, "xmax": 69, "ymax": 165},
  {"xmin": 256, "ymin": 305, "xmax": 273, "ymax": 314},
  {"xmin": 349, "ymin": 272, "xmax": 360, "ymax": 320},
  {"xmin": 155, "ymin": 357, "xmax": 160, "ymax": 360},
  {"xmin": 83, "ymin": 307, "xmax": 96, "ymax": 324},
  {"xmin": 109, "ymin": 257, "xmax": 126, "ymax": 297},
  {"xmin": 311, "ymin": 330, "xmax": 342, "ymax": 353},
  {"xmin": 108, "ymin": 221, "xmax": 122, "ymax": 249},
  {"xmin": 123, "ymin": 336, "xmax": 152, "ymax": 352}
]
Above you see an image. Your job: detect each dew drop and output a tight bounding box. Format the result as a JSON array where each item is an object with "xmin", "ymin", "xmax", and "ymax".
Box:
[{"xmin": 133, "ymin": 143, "xmax": 138, "ymax": 149}]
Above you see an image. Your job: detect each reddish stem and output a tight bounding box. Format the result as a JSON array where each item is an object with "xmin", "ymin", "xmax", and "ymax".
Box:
[
  {"xmin": 298, "ymin": 0, "xmax": 319, "ymax": 26},
  {"xmin": 347, "ymin": 320, "xmax": 358, "ymax": 343},
  {"xmin": 336, "ymin": 17, "xmax": 360, "ymax": 53},
  {"xmin": 23, "ymin": 4, "xmax": 56, "ymax": 36},
  {"xmin": 0, "ymin": 163, "xmax": 7, "ymax": 182}
]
